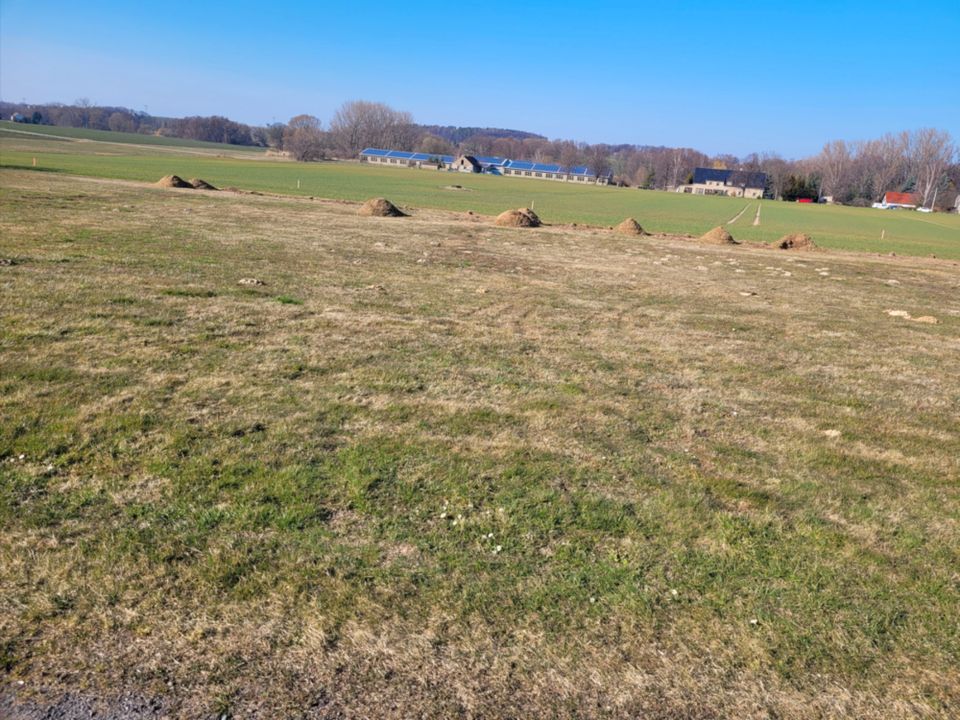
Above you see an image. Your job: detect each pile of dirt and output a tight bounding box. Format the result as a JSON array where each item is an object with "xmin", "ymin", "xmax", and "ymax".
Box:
[
  {"xmin": 155, "ymin": 175, "xmax": 192, "ymax": 189},
  {"xmin": 495, "ymin": 208, "xmax": 541, "ymax": 228},
  {"xmin": 189, "ymin": 178, "xmax": 218, "ymax": 191},
  {"xmin": 700, "ymin": 226, "xmax": 738, "ymax": 245},
  {"xmin": 358, "ymin": 198, "xmax": 406, "ymax": 217},
  {"xmin": 774, "ymin": 233, "xmax": 818, "ymax": 250},
  {"xmin": 615, "ymin": 218, "xmax": 645, "ymax": 236}
]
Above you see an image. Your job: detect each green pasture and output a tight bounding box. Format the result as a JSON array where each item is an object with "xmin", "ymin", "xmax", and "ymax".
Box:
[
  {"xmin": 0, "ymin": 119, "xmax": 266, "ymax": 151},
  {"xmin": 2, "ymin": 124, "xmax": 958, "ymax": 259}
]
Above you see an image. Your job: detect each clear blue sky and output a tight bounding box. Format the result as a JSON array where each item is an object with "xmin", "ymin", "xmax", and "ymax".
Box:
[{"xmin": 1, "ymin": 1, "xmax": 957, "ymax": 158}]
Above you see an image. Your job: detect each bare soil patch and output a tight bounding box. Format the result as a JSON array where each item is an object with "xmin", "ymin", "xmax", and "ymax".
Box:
[
  {"xmin": 775, "ymin": 233, "xmax": 818, "ymax": 250},
  {"xmin": 495, "ymin": 208, "xmax": 541, "ymax": 227},
  {"xmin": 615, "ymin": 218, "xmax": 646, "ymax": 236},
  {"xmin": 188, "ymin": 178, "xmax": 218, "ymax": 191},
  {"xmin": 700, "ymin": 226, "xmax": 738, "ymax": 244},
  {"xmin": 154, "ymin": 175, "xmax": 192, "ymax": 189},
  {"xmin": 358, "ymin": 197, "xmax": 406, "ymax": 217}
]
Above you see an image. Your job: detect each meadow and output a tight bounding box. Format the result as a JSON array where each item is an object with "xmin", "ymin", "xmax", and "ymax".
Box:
[
  {"xmin": 1, "ymin": 168, "xmax": 958, "ymax": 718},
  {"xmin": 2, "ymin": 122, "xmax": 958, "ymax": 259}
]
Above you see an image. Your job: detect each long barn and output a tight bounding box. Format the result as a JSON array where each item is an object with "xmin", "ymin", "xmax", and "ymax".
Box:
[{"xmin": 360, "ymin": 148, "xmax": 611, "ymax": 185}]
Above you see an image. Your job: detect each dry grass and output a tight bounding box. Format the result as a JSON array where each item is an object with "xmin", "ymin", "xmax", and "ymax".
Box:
[{"xmin": 1, "ymin": 170, "xmax": 959, "ymax": 718}]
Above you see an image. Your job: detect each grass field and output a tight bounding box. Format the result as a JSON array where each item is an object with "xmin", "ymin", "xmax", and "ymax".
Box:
[
  {"xmin": 0, "ymin": 120, "xmax": 268, "ymax": 152},
  {"xmin": 2, "ymin": 124, "xmax": 958, "ymax": 259},
  {"xmin": 1, "ymin": 169, "xmax": 958, "ymax": 718}
]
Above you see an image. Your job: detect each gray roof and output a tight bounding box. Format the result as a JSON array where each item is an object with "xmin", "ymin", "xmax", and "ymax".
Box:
[{"xmin": 693, "ymin": 167, "xmax": 767, "ymax": 189}]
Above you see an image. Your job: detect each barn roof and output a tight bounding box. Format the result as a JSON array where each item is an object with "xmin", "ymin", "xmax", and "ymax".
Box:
[
  {"xmin": 883, "ymin": 191, "xmax": 920, "ymax": 205},
  {"xmin": 361, "ymin": 148, "xmax": 456, "ymax": 163},
  {"xmin": 693, "ymin": 167, "xmax": 767, "ymax": 189}
]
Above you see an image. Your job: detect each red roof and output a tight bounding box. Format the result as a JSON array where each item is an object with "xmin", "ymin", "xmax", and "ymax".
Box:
[{"xmin": 884, "ymin": 191, "xmax": 920, "ymax": 205}]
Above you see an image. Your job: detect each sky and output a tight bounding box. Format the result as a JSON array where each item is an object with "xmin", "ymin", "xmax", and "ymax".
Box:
[{"xmin": 1, "ymin": 1, "xmax": 958, "ymax": 158}]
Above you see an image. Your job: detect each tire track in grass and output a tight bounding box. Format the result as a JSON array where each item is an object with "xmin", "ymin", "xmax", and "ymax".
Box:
[
  {"xmin": 753, "ymin": 203, "xmax": 762, "ymax": 226},
  {"xmin": 727, "ymin": 203, "xmax": 750, "ymax": 224}
]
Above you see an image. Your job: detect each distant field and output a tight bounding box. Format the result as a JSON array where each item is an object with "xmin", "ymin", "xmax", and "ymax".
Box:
[
  {"xmin": 1, "ymin": 171, "xmax": 958, "ymax": 718},
  {"xmin": 0, "ymin": 119, "xmax": 267, "ymax": 151},
  {"xmin": 1, "ymin": 125, "xmax": 958, "ymax": 259}
]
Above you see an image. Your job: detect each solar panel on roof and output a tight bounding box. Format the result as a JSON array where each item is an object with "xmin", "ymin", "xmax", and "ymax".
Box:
[
  {"xmin": 532, "ymin": 163, "xmax": 562, "ymax": 173},
  {"xmin": 362, "ymin": 148, "xmax": 390, "ymax": 156},
  {"xmin": 508, "ymin": 160, "xmax": 534, "ymax": 170}
]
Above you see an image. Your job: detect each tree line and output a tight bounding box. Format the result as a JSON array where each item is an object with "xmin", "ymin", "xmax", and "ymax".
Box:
[
  {"xmin": 4, "ymin": 98, "xmax": 957, "ymax": 208},
  {"xmin": 220, "ymin": 102, "xmax": 960, "ymax": 209}
]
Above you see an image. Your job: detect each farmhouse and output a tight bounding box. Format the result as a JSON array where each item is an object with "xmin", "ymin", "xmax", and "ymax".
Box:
[
  {"xmin": 360, "ymin": 148, "xmax": 611, "ymax": 185},
  {"xmin": 679, "ymin": 168, "xmax": 767, "ymax": 199},
  {"xmin": 872, "ymin": 191, "xmax": 920, "ymax": 209},
  {"xmin": 454, "ymin": 155, "xmax": 482, "ymax": 173}
]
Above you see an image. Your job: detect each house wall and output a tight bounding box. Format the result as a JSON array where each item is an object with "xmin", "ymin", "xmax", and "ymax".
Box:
[{"xmin": 687, "ymin": 182, "xmax": 762, "ymax": 198}]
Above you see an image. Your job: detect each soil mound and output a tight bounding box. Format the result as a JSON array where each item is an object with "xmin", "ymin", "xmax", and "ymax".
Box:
[
  {"xmin": 615, "ymin": 218, "xmax": 645, "ymax": 236},
  {"xmin": 189, "ymin": 178, "xmax": 218, "ymax": 191},
  {"xmin": 495, "ymin": 208, "xmax": 541, "ymax": 228},
  {"xmin": 155, "ymin": 175, "xmax": 192, "ymax": 189},
  {"xmin": 775, "ymin": 233, "xmax": 818, "ymax": 250},
  {"xmin": 358, "ymin": 198, "xmax": 406, "ymax": 217},
  {"xmin": 700, "ymin": 226, "xmax": 738, "ymax": 245}
]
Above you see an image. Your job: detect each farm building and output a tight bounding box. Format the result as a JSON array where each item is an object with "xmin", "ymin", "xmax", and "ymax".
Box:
[
  {"xmin": 359, "ymin": 148, "xmax": 611, "ymax": 185},
  {"xmin": 679, "ymin": 168, "xmax": 767, "ymax": 199},
  {"xmin": 872, "ymin": 191, "xmax": 921, "ymax": 209},
  {"xmin": 360, "ymin": 148, "xmax": 456, "ymax": 169},
  {"xmin": 455, "ymin": 155, "xmax": 482, "ymax": 173}
]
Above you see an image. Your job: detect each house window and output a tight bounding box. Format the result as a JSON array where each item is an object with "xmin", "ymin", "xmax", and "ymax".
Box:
[{"xmin": 524, "ymin": 171, "xmax": 531, "ymax": 176}]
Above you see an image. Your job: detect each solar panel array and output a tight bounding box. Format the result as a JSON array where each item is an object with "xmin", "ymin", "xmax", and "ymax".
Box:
[
  {"xmin": 474, "ymin": 155, "xmax": 508, "ymax": 167},
  {"xmin": 361, "ymin": 148, "xmax": 456, "ymax": 163},
  {"xmin": 360, "ymin": 148, "xmax": 601, "ymax": 178}
]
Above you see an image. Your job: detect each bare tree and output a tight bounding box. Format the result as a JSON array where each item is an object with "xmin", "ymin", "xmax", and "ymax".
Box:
[
  {"xmin": 329, "ymin": 100, "xmax": 414, "ymax": 157},
  {"xmin": 107, "ymin": 111, "xmax": 137, "ymax": 133},
  {"xmin": 284, "ymin": 114, "xmax": 325, "ymax": 161},
  {"xmin": 816, "ymin": 140, "xmax": 850, "ymax": 199},
  {"xmin": 417, "ymin": 133, "xmax": 455, "ymax": 156},
  {"xmin": 264, "ymin": 122, "xmax": 287, "ymax": 149},
  {"xmin": 491, "ymin": 137, "xmax": 522, "ymax": 159},
  {"xmin": 588, "ymin": 144, "xmax": 611, "ymax": 178},
  {"xmin": 859, "ymin": 132, "xmax": 908, "ymax": 201},
  {"xmin": 758, "ymin": 153, "xmax": 790, "ymax": 200},
  {"xmin": 461, "ymin": 134, "xmax": 495, "ymax": 156},
  {"xmin": 909, "ymin": 128, "xmax": 955, "ymax": 207}
]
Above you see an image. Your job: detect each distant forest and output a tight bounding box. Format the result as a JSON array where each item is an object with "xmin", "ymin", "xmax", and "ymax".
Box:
[{"xmin": 3, "ymin": 99, "xmax": 957, "ymax": 209}]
